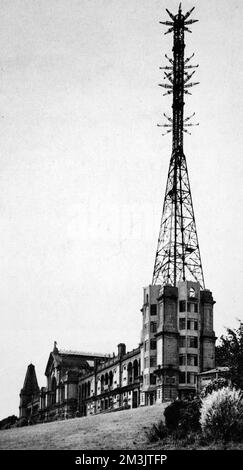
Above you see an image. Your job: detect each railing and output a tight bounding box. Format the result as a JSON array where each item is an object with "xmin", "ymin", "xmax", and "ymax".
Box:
[{"xmin": 101, "ymin": 385, "xmax": 113, "ymax": 393}]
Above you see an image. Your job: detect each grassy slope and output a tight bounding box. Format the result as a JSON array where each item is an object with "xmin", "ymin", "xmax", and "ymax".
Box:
[{"xmin": 0, "ymin": 403, "xmax": 167, "ymax": 450}]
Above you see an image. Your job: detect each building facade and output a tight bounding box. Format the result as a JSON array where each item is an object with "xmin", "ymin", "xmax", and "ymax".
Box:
[
  {"xmin": 20, "ymin": 281, "xmax": 216, "ymax": 422},
  {"xmin": 36, "ymin": 342, "xmax": 141, "ymax": 421},
  {"xmin": 140, "ymin": 281, "xmax": 216, "ymax": 406}
]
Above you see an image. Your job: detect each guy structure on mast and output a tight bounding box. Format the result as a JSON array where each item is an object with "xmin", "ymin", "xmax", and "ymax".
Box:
[{"xmin": 152, "ymin": 4, "xmax": 205, "ymax": 289}]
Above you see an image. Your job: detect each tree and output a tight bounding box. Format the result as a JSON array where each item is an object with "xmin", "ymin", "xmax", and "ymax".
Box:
[
  {"xmin": 0, "ymin": 415, "xmax": 18, "ymax": 430},
  {"xmin": 216, "ymin": 321, "xmax": 243, "ymax": 389}
]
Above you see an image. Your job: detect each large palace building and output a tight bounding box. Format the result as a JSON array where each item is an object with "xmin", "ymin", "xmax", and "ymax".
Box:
[
  {"xmin": 19, "ymin": 5, "xmax": 217, "ymax": 424},
  {"xmin": 20, "ymin": 279, "xmax": 215, "ymax": 422}
]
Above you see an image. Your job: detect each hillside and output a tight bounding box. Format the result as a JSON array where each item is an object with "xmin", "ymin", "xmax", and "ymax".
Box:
[{"xmin": 0, "ymin": 403, "xmax": 167, "ymax": 450}]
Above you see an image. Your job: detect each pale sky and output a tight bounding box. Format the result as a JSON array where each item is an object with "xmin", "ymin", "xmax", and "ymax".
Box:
[{"xmin": 0, "ymin": 0, "xmax": 243, "ymax": 420}]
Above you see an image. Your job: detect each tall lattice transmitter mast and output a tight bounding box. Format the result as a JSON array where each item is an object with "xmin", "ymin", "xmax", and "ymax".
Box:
[{"xmin": 152, "ymin": 4, "xmax": 204, "ymax": 289}]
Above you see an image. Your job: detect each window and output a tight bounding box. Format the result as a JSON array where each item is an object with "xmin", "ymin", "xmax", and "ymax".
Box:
[
  {"xmin": 150, "ymin": 356, "xmax": 157, "ymax": 367},
  {"xmin": 187, "ymin": 355, "xmax": 192, "ymax": 366},
  {"xmin": 189, "ymin": 287, "xmax": 196, "ymax": 298},
  {"xmin": 188, "ymin": 302, "xmax": 193, "ymax": 313},
  {"xmin": 188, "ymin": 303, "xmax": 198, "ymax": 313},
  {"xmin": 187, "ymin": 372, "xmax": 196, "ymax": 385},
  {"xmin": 188, "ymin": 336, "xmax": 198, "ymax": 348},
  {"xmin": 51, "ymin": 377, "xmax": 57, "ymax": 405},
  {"xmin": 144, "ymin": 340, "xmax": 148, "ymax": 352},
  {"xmin": 150, "ymin": 322, "xmax": 157, "ymax": 333},
  {"xmin": 166, "ymin": 376, "xmax": 175, "ymax": 384},
  {"xmin": 187, "ymin": 319, "xmax": 198, "ymax": 331},
  {"xmin": 187, "ymin": 354, "xmax": 198, "ymax": 366},
  {"xmin": 151, "ymin": 304, "xmax": 157, "ymax": 316},
  {"xmin": 179, "ymin": 354, "xmax": 186, "ymax": 366},
  {"xmin": 150, "ymin": 374, "xmax": 156, "ymax": 385},
  {"xmin": 179, "ymin": 336, "xmax": 186, "ymax": 348},
  {"xmin": 179, "ymin": 318, "xmax": 186, "ymax": 330},
  {"xmin": 179, "ymin": 300, "xmax": 186, "ymax": 312},
  {"xmin": 150, "ymin": 339, "xmax": 157, "ymax": 350},
  {"xmin": 179, "ymin": 372, "xmax": 186, "ymax": 384}
]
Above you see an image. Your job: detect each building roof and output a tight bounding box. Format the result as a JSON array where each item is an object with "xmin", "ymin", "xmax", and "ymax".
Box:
[
  {"xmin": 199, "ymin": 367, "xmax": 229, "ymax": 376},
  {"xmin": 58, "ymin": 349, "xmax": 109, "ymax": 358},
  {"xmin": 44, "ymin": 344, "xmax": 110, "ymax": 376},
  {"xmin": 21, "ymin": 364, "xmax": 39, "ymax": 395}
]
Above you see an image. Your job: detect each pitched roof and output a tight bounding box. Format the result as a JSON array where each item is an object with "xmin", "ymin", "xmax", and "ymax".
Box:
[
  {"xmin": 58, "ymin": 349, "xmax": 109, "ymax": 358},
  {"xmin": 21, "ymin": 364, "xmax": 39, "ymax": 395},
  {"xmin": 44, "ymin": 347, "xmax": 110, "ymax": 376}
]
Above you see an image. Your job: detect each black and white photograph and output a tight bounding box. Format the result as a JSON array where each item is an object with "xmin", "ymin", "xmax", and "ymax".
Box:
[{"xmin": 0, "ymin": 0, "xmax": 242, "ymax": 461}]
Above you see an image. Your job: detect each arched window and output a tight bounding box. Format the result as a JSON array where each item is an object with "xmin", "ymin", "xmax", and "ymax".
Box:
[
  {"xmin": 60, "ymin": 383, "xmax": 65, "ymax": 403},
  {"xmin": 189, "ymin": 287, "xmax": 196, "ymax": 298},
  {"xmin": 133, "ymin": 360, "xmax": 139, "ymax": 380},
  {"xmin": 109, "ymin": 371, "xmax": 113, "ymax": 387},
  {"xmin": 51, "ymin": 376, "xmax": 57, "ymax": 405},
  {"xmin": 127, "ymin": 362, "xmax": 133, "ymax": 384},
  {"xmin": 101, "ymin": 375, "xmax": 104, "ymax": 392}
]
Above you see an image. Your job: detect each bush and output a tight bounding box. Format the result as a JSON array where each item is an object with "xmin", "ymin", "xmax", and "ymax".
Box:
[
  {"xmin": 146, "ymin": 420, "xmax": 168, "ymax": 442},
  {"xmin": 200, "ymin": 386, "xmax": 243, "ymax": 442},
  {"xmin": 179, "ymin": 399, "xmax": 201, "ymax": 432},
  {"xmin": 16, "ymin": 417, "xmax": 28, "ymax": 428},
  {"xmin": 201, "ymin": 378, "xmax": 229, "ymax": 398},
  {"xmin": 164, "ymin": 399, "xmax": 201, "ymax": 432},
  {"xmin": 164, "ymin": 400, "xmax": 186, "ymax": 431},
  {"xmin": 0, "ymin": 415, "xmax": 18, "ymax": 430}
]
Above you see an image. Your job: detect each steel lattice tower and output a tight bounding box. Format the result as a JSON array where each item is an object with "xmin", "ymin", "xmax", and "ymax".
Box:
[{"xmin": 152, "ymin": 4, "xmax": 205, "ymax": 289}]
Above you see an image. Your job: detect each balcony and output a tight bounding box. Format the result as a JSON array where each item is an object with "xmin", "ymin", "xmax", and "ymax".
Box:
[{"xmin": 100, "ymin": 385, "xmax": 113, "ymax": 393}]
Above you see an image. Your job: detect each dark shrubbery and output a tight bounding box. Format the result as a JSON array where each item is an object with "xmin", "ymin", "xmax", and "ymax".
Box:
[
  {"xmin": 216, "ymin": 322, "xmax": 243, "ymax": 390},
  {"xmin": 164, "ymin": 400, "xmax": 185, "ymax": 431},
  {"xmin": 179, "ymin": 399, "xmax": 201, "ymax": 432},
  {"xmin": 146, "ymin": 421, "xmax": 168, "ymax": 442},
  {"xmin": 164, "ymin": 399, "xmax": 201, "ymax": 432},
  {"xmin": 146, "ymin": 398, "xmax": 201, "ymax": 444},
  {"xmin": 0, "ymin": 415, "xmax": 18, "ymax": 430},
  {"xmin": 16, "ymin": 417, "xmax": 28, "ymax": 428},
  {"xmin": 146, "ymin": 390, "xmax": 243, "ymax": 447}
]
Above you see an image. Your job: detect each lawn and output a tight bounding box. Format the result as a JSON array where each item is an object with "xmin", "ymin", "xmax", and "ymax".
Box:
[
  {"xmin": 1, "ymin": 403, "xmax": 242, "ymax": 450},
  {"xmin": 0, "ymin": 403, "xmax": 167, "ymax": 450}
]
